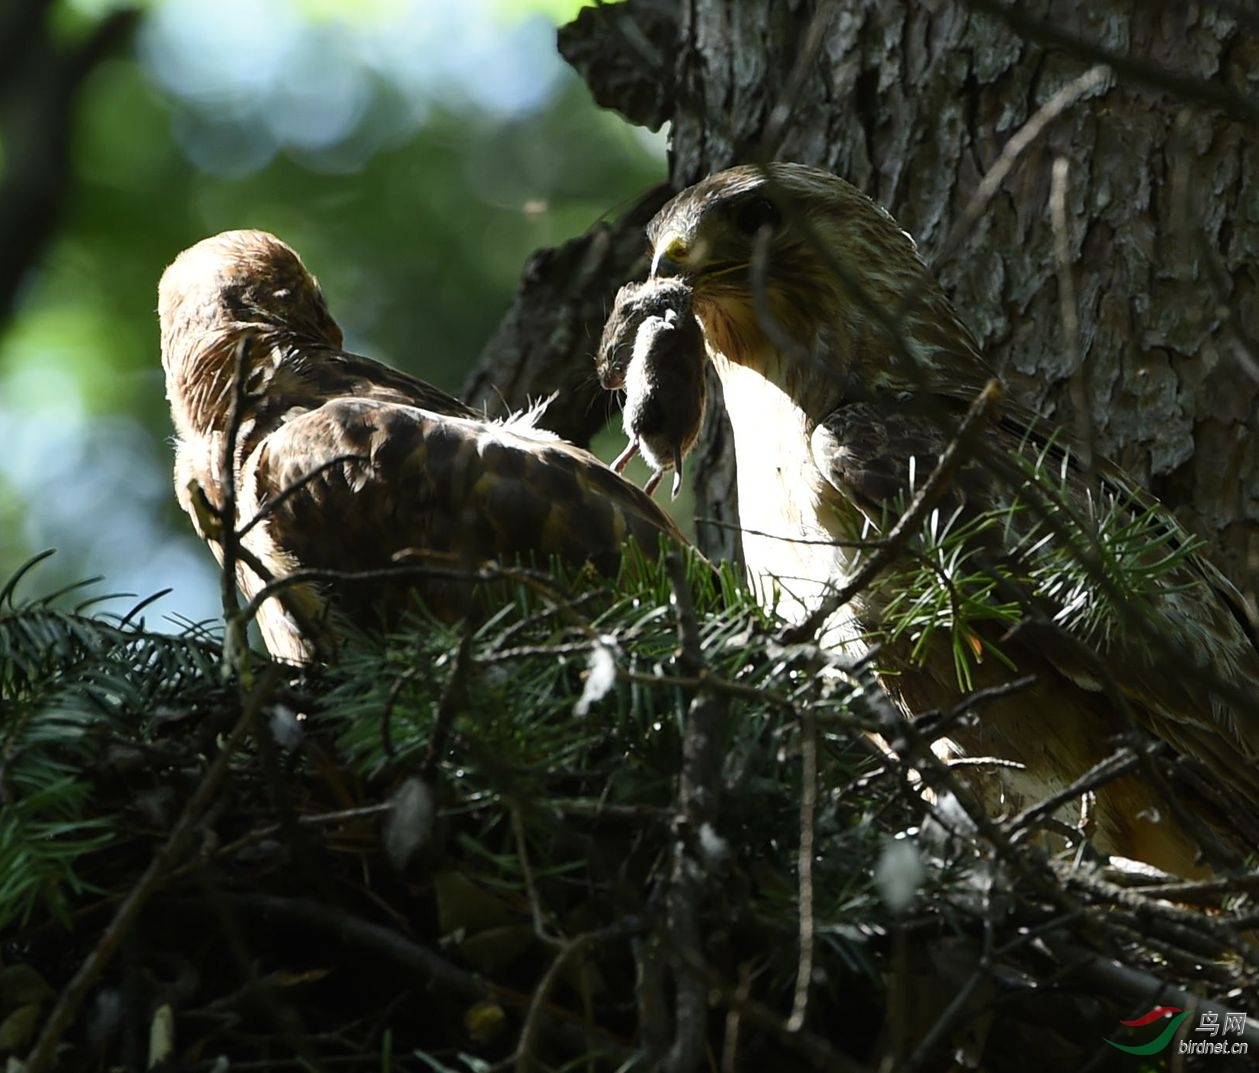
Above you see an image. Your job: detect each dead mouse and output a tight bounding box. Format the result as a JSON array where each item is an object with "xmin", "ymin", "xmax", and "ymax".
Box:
[{"xmin": 597, "ymin": 279, "xmax": 706, "ymax": 499}]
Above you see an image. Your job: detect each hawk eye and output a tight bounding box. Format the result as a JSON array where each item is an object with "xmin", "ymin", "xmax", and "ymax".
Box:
[{"xmin": 734, "ymin": 196, "xmax": 781, "ymax": 236}]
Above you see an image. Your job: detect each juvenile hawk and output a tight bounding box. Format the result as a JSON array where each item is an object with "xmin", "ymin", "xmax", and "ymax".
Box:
[
  {"xmin": 160, "ymin": 230, "xmax": 683, "ymax": 663},
  {"xmin": 642, "ymin": 163, "xmax": 1259, "ymax": 876}
]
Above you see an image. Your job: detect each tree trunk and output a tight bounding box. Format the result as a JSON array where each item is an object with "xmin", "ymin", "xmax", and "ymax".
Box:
[
  {"xmin": 466, "ymin": 0, "xmax": 1259, "ymax": 608},
  {"xmin": 0, "ymin": 1, "xmax": 140, "ymax": 331}
]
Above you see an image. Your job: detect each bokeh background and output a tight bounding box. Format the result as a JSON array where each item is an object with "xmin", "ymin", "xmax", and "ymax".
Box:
[{"xmin": 0, "ymin": 0, "xmax": 664, "ymax": 630}]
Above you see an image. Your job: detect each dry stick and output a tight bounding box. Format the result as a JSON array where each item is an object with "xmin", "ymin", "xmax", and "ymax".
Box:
[
  {"xmin": 166, "ymin": 804, "xmax": 394, "ymax": 884},
  {"xmin": 1125, "ymin": 871, "xmax": 1259, "ymax": 903},
  {"xmin": 198, "ymin": 524, "xmax": 327, "ymax": 658},
  {"xmin": 619, "ymin": 666, "xmax": 798, "ymax": 711},
  {"xmin": 762, "ymin": 0, "xmax": 839, "ymax": 159},
  {"xmin": 1052, "ymin": 860, "xmax": 1259, "ymax": 972},
  {"xmin": 235, "ymin": 453, "xmax": 369, "ymax": 539},
  {"xmin": 225, "ymin": 894, "xmax": 637, "ymax": 1062},
  {"xmin": 1050, "ymin": 156, "xmax": 1095, "ymax": 477},
  {"xmin": 897, "ymin": 886, "xmax": 998, "ymax": 1073},
  {"xmin": 486, "ymin": 588, "xmax": 606, "ymax": 657},
  {"xmin": 838, "ymin": 674, "xmax": 1037, "ymax": 780},
  {"xmin": 695, "ymin": 517, "xmax": 869, "ymax": 550},
  {"xmin": 377, "ymin": 666, "xmax": 418, "ymax": 760},
  {"xmin": 512, "ymin": 803, "xmax": 560, "ymax": 947},
  {"xmin": 238, "ymin": 560, "xmax": 558, "ymax": 627},
  {"xmin": 217, "ymin": 336, "xmax": 252, "ymax": 677},
  {"xmin": 1101, "ymin": 908, "xmax": 1246, "ymax": 970},
  {"xmin": 513, "ymin": 920, "xmax": 639, "ymax": 1073},
  {"xmin": 1040, "ymin": 931, "xmax": 1259, "ymax": 1047},
  {"xmin": 856, "ymin": 698, "xmax": 1166, "ymax": 1073},
  {"xmin": 492, "ymin": 640, "xmax": 601, "ymax": 661},
  {"xmin": 661, "ymin": 551, "xmax": 727, "ymax": 1073},
  {"xmin": 963, "ymin": 0, "xmax": 1259, "ymax": 127},
  {"xmin": 786, "ymin": 703, "xmax": 818, "ymax": 1033},
  {"xmin": 687, "ymin": 955, "xmax": 872, "ymax": 1073},
  {"xmin": 859, "ymin": 681, "xmax": 1083, "ymax": 911},
  {"xmin": 386, "ymin": 625, "xmax": 478, "ymax": 775},
  {"xmin": 782, "ymin": 379, "xmax": 1004, "ymax": 644},
  {"xmin": 1003, "ymin": 746, "xmax": 1142, "ymax": 846},
  {"xmin": 23, "ymin": 670, "xmax": 277, "ymax": 1073},
  {"xmin": 931, "ymin": 65, "xmax": 1110, "ymax": 271},
  {"xmin": 721, "ymin": 963, "xmax": 754, "ymax": 1073},
  {"xmin": 193, "ymin": 333, "xmax": 328, "ymax": 662}
]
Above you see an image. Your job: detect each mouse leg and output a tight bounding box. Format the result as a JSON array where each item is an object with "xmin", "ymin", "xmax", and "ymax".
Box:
[
  {"xmin": 643, "ymin": 469, "xmax": 663, "ymax": 496},
  {"xmin": 670, "ymin": 447, "xmax": 684, "ymax": 499},
  {"xmin": 612, "ymin": 437, "xmax": 639, "ymax": 473}
]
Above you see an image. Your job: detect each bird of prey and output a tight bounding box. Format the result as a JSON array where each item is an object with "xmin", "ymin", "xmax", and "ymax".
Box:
[
  {"xmin": 159, "ymin": 229, "xmax": 683, "ymax": 663},
  {"xmin": 596, "ymin": 279, "xmax": 707, "ymax": 499},
  {"xmin": 641, "ymin": 162, "xmax": 1259, "ymax": 876}
]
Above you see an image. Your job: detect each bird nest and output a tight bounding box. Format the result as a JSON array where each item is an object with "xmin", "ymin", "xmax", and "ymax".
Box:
[{"xmin": 2, "ymin": 550, "xmax": 1256, "ymax": 1073}]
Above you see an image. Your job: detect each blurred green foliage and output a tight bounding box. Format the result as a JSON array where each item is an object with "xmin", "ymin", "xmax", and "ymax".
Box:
[{"xmin": 0, "ymin": 0, "xmax": 663, "ymax": 624}]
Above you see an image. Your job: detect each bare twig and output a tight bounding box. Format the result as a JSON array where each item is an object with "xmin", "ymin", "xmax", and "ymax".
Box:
[
  {"xmin": 660, "ymin": 551, "xmax": 728, "ymax": 1073},
  {"xmin": 932, "ymin": 65, "xmax": 1110, "ymax": 270},
  {"xmin": 786, "ymin": 704, "xmax": 817, "ymax": 1032},
  {"xmin": 1004, "ymin": 745, "xmax": 1141, "ymax": 846},
  {"xmin": 1124, "ymin": 871, "xmax": 1259, "ymax": 903},
  {"xmin": 964, "ymin": 0, "xmax": 1259, "ymax": 126},
  {"xmin": 1041, "ymin": 929, "xmax": 1259, "ymax": 1046},
  {"xmin": 512, "ymin": 803, "xmax": 560, "ymax": 947},
  {"xmin": 217, "ymin": 336, "xmax": 253, "ymax": 678},
  {"xmin": 721, "ymin": 962, "xmax": 754, "ymax": 1073},
  {"xmin": 419, "ymin": 626, "xmax": 474, "ymax": 780},
  {"xmin": 782, "ymin": 379, "xmax": 1004, "ymax": 644},
  {"xmin": 898, "ymin": 885, "xmax": 998, "ymax": 1073},
  {"xmin": 225, "ymin": 894, "xmax": 636, "ymax": 1061},
  {"xmin": 513, "ymin": 920, "xmax": 640, "ymax": 1073},
  {"xmin": 1052, "ymin": 860, "xmax": 1259, "ymax": 971},
  {"xmin": 763, "ymin": 1, "xmax": 840, "ymax": 159},
  {"xmin": 1050, "ymin": 156, "xmax": 1095, "ymax": 477},
  {"xmin": 235, "ymin": 453, "xmax": 369, "ymax": 539},
  {"xmin": 688, "ymin": 953, "xmax": 872, "ymax": 1073}
]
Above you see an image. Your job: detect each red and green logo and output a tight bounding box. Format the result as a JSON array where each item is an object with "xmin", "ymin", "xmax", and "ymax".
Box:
[{"xmin": 1104, "ymin": 1007, "xmax": 1191, "ymax": 1055}]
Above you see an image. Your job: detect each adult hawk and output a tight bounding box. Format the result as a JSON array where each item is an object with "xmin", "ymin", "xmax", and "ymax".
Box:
[
  {"xmin": 159, "ymin": 230, "xmax": 683, "ymax": 663},
  {"xmin": 642, "ymin": 162, "xmax": 1259, "ymax": 877}
]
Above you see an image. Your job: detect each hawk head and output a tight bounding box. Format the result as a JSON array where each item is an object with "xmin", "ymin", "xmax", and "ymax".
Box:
[
  {"xmin": 646, "ymin": 163, "xmax": 994, "ymax": 414},
  {"xmin": 159, "ymin": 231, "xmax": 345, "ymax": 438}
]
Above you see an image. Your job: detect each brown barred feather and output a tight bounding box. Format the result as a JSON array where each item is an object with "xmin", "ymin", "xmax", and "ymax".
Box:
[
  {"xmin": 160, "ymin": 230, "xmax": 683, "ymax": 663},
  {"xmin": 646, "ymin": 163, "xmax": 1259, "ymax": 876}
]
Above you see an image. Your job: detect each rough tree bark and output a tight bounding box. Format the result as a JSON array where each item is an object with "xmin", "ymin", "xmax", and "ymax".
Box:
[{"xmin": 465, "ymin": 0, "xmax": 1259, "ymax": 611}]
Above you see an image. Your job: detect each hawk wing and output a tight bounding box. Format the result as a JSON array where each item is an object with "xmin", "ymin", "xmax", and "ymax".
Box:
[
  {"xmin": 161, "ymin": 229, "xmax": 686, "ymax": 665},
  {"xmin": 809, "ymin": 397, "xmax": 1259, "ymax": 870},
  {"xmin": 236, "ymin": 397, "xmax": 684, "ymax": 662}
]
